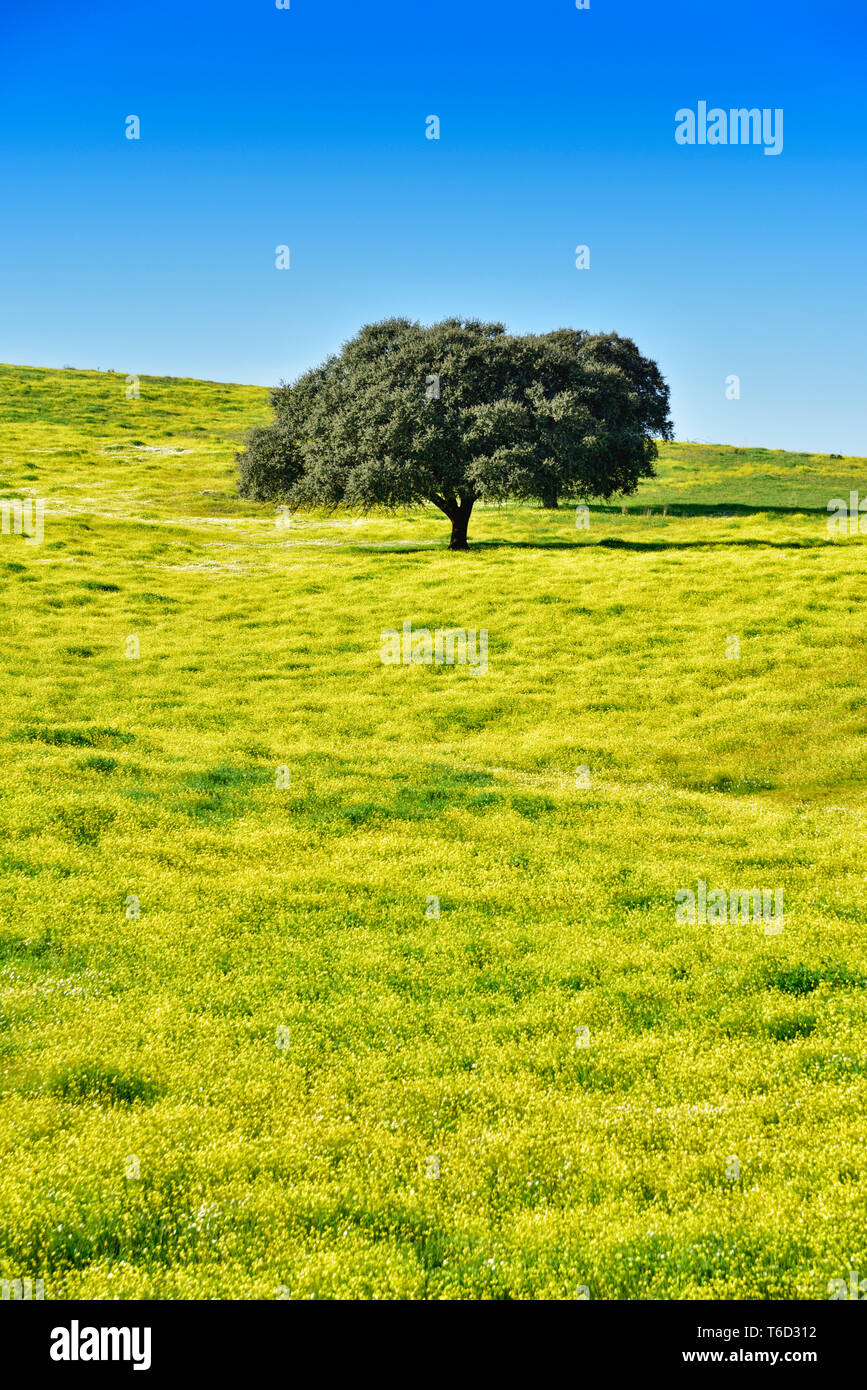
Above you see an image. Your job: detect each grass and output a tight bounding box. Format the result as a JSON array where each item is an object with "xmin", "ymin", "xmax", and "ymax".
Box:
[{"xmin": 0, "ymin": 362, "xmax": 864, "ymax": 1300}]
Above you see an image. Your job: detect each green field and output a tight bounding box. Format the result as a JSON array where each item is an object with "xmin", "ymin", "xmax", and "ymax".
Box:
[{"xmin": 0, "ymin": 362, "xmax": 864, "ymax": 1300}]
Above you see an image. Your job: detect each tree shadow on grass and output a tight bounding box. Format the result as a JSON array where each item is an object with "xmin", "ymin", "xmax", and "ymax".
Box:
[
  {"xmin": 586, "ymin": 536, "xmax": 834, "ymax": 553},
  {"xmin": 345, "ymin": 535, "xmax": 843, "ymax": 555},
  {"xmin": 597, "ymin": 503, "xmax": 833, "ymax": 519},
  {"xmin": 336, "ymin": 501, "xmax": 849, "ymax": 554}
]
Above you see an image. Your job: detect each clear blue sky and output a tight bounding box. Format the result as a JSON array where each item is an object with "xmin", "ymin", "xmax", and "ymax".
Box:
[{"xmin": 2, "ymin": 0, "xmax": 865, "ymax": 454}]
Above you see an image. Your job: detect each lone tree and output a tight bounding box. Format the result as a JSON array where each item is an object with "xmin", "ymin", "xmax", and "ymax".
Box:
[{"xmin": 238, "ymin": 318, "xmax": 672, "ymax": 549}]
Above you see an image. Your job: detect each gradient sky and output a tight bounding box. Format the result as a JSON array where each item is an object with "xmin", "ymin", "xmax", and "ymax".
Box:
[{"xmin": 2, "ymin": 0, "xmax": 865, "ymax": 453}]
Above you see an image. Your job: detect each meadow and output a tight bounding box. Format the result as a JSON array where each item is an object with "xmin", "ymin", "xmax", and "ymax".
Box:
[{"xmin": 0, "ymin": 361, "xmax": 864, "ymax": 1300}]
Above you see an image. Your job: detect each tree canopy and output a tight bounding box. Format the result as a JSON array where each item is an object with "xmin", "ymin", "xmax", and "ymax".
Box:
[{"xmin": 238, "ymin": 318, "xmax": 672, "ymax": 549}]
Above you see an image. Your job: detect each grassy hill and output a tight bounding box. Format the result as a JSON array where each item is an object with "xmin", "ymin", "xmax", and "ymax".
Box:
[{"xmin": 0, "ymin": 363, "xmax": 864, "ymax": 1299}]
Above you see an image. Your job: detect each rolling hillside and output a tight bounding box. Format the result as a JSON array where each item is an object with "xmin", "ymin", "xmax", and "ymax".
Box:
[{"xmin": 0, "ymin": 363, "xmax": 864, "ymax": 1299}]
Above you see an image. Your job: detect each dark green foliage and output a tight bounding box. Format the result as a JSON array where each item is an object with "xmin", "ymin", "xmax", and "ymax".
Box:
[
  {"xmin": 516, "ymin": 328, "xmax": 673, "ymax": 509},
  {"xmin": 236, "ymin": 318, "xmax": 672, "ymax": 548},
  {"xmin": 237, "ymin": 422, "xmax": 305, "ymax": 502}
]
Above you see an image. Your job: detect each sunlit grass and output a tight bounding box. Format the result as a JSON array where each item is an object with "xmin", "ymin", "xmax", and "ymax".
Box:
[{"xmin": 0, "ymin": 364, "xmax": 864, "ymax": 1299}]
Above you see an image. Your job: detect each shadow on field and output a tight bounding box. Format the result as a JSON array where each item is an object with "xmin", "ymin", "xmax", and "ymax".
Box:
[
  {"xmin": 345, "ymin": 536, "xmax": 840, "ymax": 555},
  {"xmin": 336, "ymin": 502, "xmax": 849, "ymax": 554},
  {"xmin": 598, "ymin": 503, "xmax": 833, "ymax": 519},
  {"xmin": 591, "ymin": 536, "xmax": 835, "ymax": 553}
]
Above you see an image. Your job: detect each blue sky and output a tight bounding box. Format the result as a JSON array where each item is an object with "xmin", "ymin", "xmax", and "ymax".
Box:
[{"xmin": 2, "ymin": 0, "xmax": 865, "ymax": 453}]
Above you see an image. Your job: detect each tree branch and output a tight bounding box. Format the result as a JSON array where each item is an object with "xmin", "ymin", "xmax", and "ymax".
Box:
[{"xmin": 429, "ymin": 494, "xmax": 458, "ymax": 518}]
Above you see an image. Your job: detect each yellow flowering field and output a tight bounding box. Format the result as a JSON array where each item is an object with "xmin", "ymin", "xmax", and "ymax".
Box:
[{"xmin": 0, "ymin": 363, "xmax": 864, "ymax": 1299}]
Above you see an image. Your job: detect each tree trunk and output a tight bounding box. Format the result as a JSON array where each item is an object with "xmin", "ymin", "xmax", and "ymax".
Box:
[
  {"xmin": 448, "ymin": 498, "xmax": 474, "ymax": 550},
  {"xmin": 542, "ymin": 492, "xmax": 559, "ymax": 509},
  {"xmin": 430, "ymin": 494, "xmax": 475, "ymax": 549}
]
